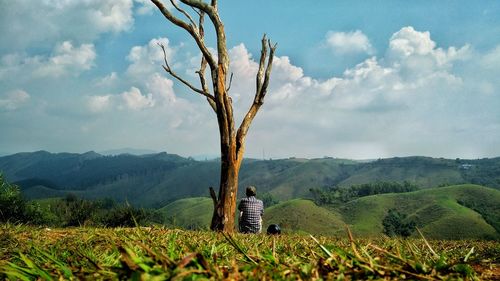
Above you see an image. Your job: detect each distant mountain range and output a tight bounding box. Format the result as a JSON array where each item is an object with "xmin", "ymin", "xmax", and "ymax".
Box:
[
  {"xmin": 1, "ymin": 151, "xmax": 499, "ymax": 208},
  {"xmin": 98, "ymin": 148, "xmax": 159, "ymax": 156}
]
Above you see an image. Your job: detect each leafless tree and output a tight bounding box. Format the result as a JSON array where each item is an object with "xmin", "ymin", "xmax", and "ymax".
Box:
[{"xmin": 150, "ymin": 0, "xmax": 276, "ymax": 232}]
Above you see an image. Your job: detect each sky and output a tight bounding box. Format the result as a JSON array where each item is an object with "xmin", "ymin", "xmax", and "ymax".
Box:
[{"xmin": 1, "ymin": 0, "xmax": 500, "ymax": 160}]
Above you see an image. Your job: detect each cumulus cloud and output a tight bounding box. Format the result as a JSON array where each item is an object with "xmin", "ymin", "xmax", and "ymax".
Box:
[
  {"xmin": 0, "ymin": 89, "xmax": 30, "ymax": 110},
  {"xmin": 0, "ymin": 41, "xmax": 96, "ymax": 79},
  {"xmin": 146, "ymin": 73, "xmax": 177, "ymax": 104},
  {"xmin": 325, "ymin": 30, "xmax": 374, "ymax": 55},
  {"xmin": 87, "ymin": 74, "xmax": 177, "ymax": 112},
  {"xmin": 389, "ymin": 27, "xmax": 436, "ymax": 57},
  {"xmin": 387, "ymin": 27, "xmax": 471, "ymax": 77},
  {"xmin": 87, "ymin": 95, "xmax": 112, "ymax": 113},
  {"xmin": 86, "ymin": 37, "xmax": 183, "ymax": 113},
  {"xmin": 221, "ymin": 27, "xmax": 494, "ymax": 159},
  {"xmin": 96, "ymin": 72, "xmax": 119, "ymax": 87},
  {"xmin": 90, "ymin": 0, "xmax": 134, "ymax": 33},
  {"xmin": 35, "ymin": 41, "xmax": 96, "ymax": 77},
  {"xmin": 121, "ymin": 87, "xmax": 155, "ymax": 110},
  {"xmin": 0, "ymin": 0, "xmax": 134, "ymax": 51},
  {"xmin": 134, "ymin": 0, "xmax": 156, "ymax": 15},
  {"xmin": 126, "ymin": 37, "xmax": 176, "ymax": 78},
  {"xmin": 3, "ymin": 24, "xmax": 498, "ymax": 159}
]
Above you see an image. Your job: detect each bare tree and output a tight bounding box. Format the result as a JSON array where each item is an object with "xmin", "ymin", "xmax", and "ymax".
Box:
[{"xmin": 150, "ymin": 0, "xmax": 276, "ymax": 232}]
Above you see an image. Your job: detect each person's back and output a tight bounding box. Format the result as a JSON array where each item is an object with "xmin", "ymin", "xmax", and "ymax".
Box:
[{"xmin": 238, "ymin": 186, "xmax": 264, "ymax": 233}]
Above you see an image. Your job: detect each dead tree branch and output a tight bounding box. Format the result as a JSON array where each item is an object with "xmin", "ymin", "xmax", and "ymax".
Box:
[
  {"xmin": 169, "ymin": 0, "xmax": 197, "ymax": 28},
  {"xmin": 151, "ymin": 0, "xmax": 216, "ymax": 69},
  {"xmin": 158, "ymin": 43, "xmax": 216, "ymax": 108},
  {"xmin": 236, "ymin": 35, "xmax": 277, "ymax": 159},
  {"xmin": 226, "ymin": 73, "xmax": 233, "ymax": 92}
]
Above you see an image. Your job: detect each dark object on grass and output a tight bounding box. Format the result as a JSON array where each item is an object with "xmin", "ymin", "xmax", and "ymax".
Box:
[{"xmin": 267, "ymin": 224, "xmax": 281, "ymax": 235}]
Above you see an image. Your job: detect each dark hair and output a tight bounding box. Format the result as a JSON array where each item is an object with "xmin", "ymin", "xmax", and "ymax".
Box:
[{"xmin": 246, "ymin": 186, "xmax": 256, "ymax": 197}]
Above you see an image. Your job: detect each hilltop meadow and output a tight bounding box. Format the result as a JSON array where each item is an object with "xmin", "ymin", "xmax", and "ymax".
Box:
[{"xmin": 1, "ymin": 225, "xmax": 499, "ymax": 280}]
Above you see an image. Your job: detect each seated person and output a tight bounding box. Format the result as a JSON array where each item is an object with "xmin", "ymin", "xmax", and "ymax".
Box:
[{"xmin": 238, "ymin": 186, "xmax": 264, "ymax": 233}]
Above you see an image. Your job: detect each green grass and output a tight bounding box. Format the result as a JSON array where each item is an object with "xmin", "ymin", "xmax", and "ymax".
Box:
[
  {"xmin": 157, "ymin": 197, "xmax": 213, "ymax": 229},
  {"xmin": 0, "ymin": 224, "xmax": 498, "ymax": 280}
]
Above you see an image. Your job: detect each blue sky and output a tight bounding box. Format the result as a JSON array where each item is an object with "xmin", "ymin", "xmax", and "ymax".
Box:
[{"xmin": 1, "ymin": 0, "xmax": 500, "ymax": 159}]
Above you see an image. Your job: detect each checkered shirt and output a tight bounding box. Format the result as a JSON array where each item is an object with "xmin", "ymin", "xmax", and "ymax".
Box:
[{"xmin": 238, "ymin": 196, "xmax": 264, "ymax": 233}]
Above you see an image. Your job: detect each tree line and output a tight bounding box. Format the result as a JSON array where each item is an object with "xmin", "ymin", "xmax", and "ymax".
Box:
[
  {"xmin": 1, "ymin": 174, "xmax": 160, "ymax": 227},
  {"xmin": 309, "ymin": 181, "xmax": 419, "ymax": 205}
]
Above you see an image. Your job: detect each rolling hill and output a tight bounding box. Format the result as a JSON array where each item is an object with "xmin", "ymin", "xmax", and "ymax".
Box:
[
  {"xmin": 337, "ymin": 184, "xmax": 500, "ymax": 239},
  {"xmin": 155, "ymin": 185, "xmax": 500, "ymax": 240},
  {"xmin": 157, "ymin": 197, "xmax": 213, "ymax": 230},
  {"xmin": 1, "ymin": 151, "xmax": 500, "ymax": 207},
  {"xmin": 264, "ymin": 199, "xmax": 345, "ymax": 236}
]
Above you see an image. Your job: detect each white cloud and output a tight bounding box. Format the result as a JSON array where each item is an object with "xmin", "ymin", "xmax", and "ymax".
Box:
[
  {"xmin": 217, "ymin": 27, "xmax": 494, "ymax": 159},
  {"xmin": 90, "ymin": 0, "xmax": 134, "ymax": 33},
  {"xmin": 96, "ymin": 72, "xmax": 119, "ymax": 87},
  {"xmin": 35, "ymin": 41, "xmax": 96, "ymax": 77},
  {"xmin": 228, "ymin": 44, "xmax": 306, "ymax": 110},
  {"xmin": 389, "ymin": 27, "xmax": 436, "ymax": 57},
  {"xmin": 86, "ymin": 37, "xmax": 183, "ymax": 113},
  {"xmin": 121, "ymin": 87, "xmax": 155, "ymax": 110},
  {"xmin": 387, "ymin": 26, "xmax": 471, "ymax": 74},
  {"xmin": 126, "ymin": 37, "xmax": 175, "ymax": 78},
  {"xmin": 87, "ymin": 95, "xmax": 112, "ymax": 113},
  {"xmin": 481, "ymin": 45, "xmax": 500, "ymax": 70},
  {"xmin": 0, "ymin": 0, "xmax": 134, "ymax": 51},
  {"xmin": 229, "ymin": 44, "xmax": 258, "ymax": 81},
  {"xmin": 146, "ymin": 73, "xmax": 177, "ymax": 104},
  {"xmin": 0, "ymin": 89, "xmax": 30, "ymax": 110},
  {"xmin": 134, "ymin": 0, "xmax": 156, "ymax": 15},
  {"xmin": 3, "ymin": 25, "xmax": 498, "ymax": 159},
  {"xmin": 325, "ymin": 30, "xmax": 374, "ymax": 55},
  {"xmin": 87, "ymin": 74, "xmax": 177, "ymax": 112},
  {"xmin": 0, "ymin": 41, "xmax": 96, "ymax": 79}
]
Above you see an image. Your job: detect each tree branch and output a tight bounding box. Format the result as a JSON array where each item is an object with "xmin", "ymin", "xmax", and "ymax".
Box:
[
  {"xmin": 179, "ymin": 0, "xmax": 229, "ymax": 68},
  {"xmin": 169, "ymin": 0, "xmax": 197, "ymax": 28},
  {"xmin": 236, "ymin": 35, "xmax": 277, "ymax": 159},
  {"xmin": 195, "ymin": 11, "xmax": 216, "ymax": 112},
  {"xmin": 158, "ymin": 43, "xmax": 216, "ymax": 106},
  {"xmin": 226, "ymin": 72, "xmax": 233, "ymax": 92},
  {"xmin": 151, "ymin": 0, "xmax": 216, "ymax": 69},
  {"xmin": 258, "ymin": 40, "xmax": 277, "ymax": 104},
  {"xmin": 255, "ymin": 35, "xmax": 268, "ymax": 104}
]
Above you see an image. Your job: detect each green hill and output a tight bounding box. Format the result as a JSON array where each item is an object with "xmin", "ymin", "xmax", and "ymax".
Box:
[
  {"xmin": 264, "ymin": 199, "xmax": 345, "ymax": 236},
  {"xmin": 337, "ymin": 184, "xmax": 500, "ymax": 239},
  {"xmin": 156, "ymin": 197, "xmax": 346, "ymax": 235},
  {"xmin": 157, "ymin": 185, "xmax": 500, "ymax": 240},
  {"xmin": 339, "ymin": 157, "xmax": 464, "ymax": 188},
  {"xmin": 157, "ymin": 197, "xmax": 213, "ymax": 230}
]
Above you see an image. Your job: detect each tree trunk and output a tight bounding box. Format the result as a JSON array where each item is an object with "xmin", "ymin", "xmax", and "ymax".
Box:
[
  {"xmin": 210, "ymin": 151, "xmax": 241, "ymax": 231},
  {"xmin": 210, "ymin": 65, "xmax": 242, "ymax": 232}
]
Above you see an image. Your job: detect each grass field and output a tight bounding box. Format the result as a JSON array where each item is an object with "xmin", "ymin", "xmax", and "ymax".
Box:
[{"xmin": 1, "ymin": 224, "xmax": 498, "ymax": 280}]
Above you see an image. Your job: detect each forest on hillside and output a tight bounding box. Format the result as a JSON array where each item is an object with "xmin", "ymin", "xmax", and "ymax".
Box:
[{"xmin": 1, "ymin": 152, "xmax": 499, "ymax": 208}]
